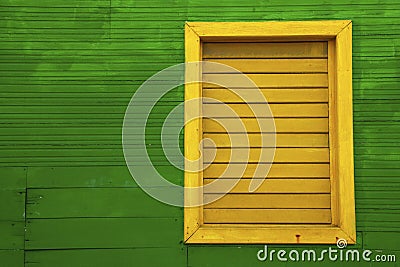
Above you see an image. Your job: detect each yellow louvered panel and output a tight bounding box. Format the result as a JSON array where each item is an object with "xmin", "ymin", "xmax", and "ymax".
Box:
[{"xmin": 202, "ymin": 41, "xmax": 330, "ymax": 225}]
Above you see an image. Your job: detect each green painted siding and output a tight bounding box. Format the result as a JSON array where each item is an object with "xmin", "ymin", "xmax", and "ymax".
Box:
[{"xmin": 0, "ymin": 0, "xmax": 399, "ymax": 266}]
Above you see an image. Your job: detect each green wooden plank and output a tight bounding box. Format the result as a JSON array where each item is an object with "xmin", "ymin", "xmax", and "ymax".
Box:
[
  {"xmin": 188, "ymin": 234, "xmax": 365, "ymax": 267},
  {"xmin": 25, "ymin": 247, "xmax": 186, "ymax": 267},
  {"xmin": 25, "ymin": 217, "xmax": 182, "ymax": 249},
  {"xmin": 363, "ymin": 232, "xmax": 400, "ymax": 250},
  {"xmin": 3, "ymin": 148, "xmax": 400, "ymax": 161},
  {"xmin": 356, "ymin": 212, "xmax": 400, "ymax": 232},
  {"xmin": 0, "ymin": 60, "xmax": 398, "ymax": 72},
  {"xmin": 27, "ymin": 166, "xmax": 182, "ymax": 188},
  {"xmin": 27, "ymin": 166, "xmax": 132, "ymax": 188},
  {"xmin": 0, "ymin": 167, "xmax": 26, "ymax": 189},
  {"xmin": 26, "ymin": 188, "xmax": 182, "ymax": 218},
  {"xmin": 0, "ymin": 250, "xmax": 24, "ymax": 267},
  {"xmin": 357, "ymin": 223, "xmax": 400, "ymax": 232},
  {"xmin": 0, "ymin": 189, "xmax": 25, "ymax": 221},
  {"xmin": 0, "ymin": 0, "xmax": 109, "ymax": 6},
  {"xmin": 189, "ymin": 246, "xmax": 284, "ymax": 267},
  {"xmin": 0, "ymin": 221, "xmax": 24, "ymax": 249},
  {"xmin": 356, "ymin": 199, "xmax": 400, "ymax": 210},
  {"xmin": 0, "ymin": 105, "xmax": 397, "ymax": 116},
  {"xmin": 0, "ymin": 136, "xmax": 182, "ymax": 145}
]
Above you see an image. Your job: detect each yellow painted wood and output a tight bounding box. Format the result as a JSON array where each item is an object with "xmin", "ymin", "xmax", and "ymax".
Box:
[
  {"xmin": 203, "ymin": 209, "xmax": 331, "ymax": 224},
  {"xmin": 184, "ymin": 23, "xmax": 202, "ymax": 241},
  {"xmin": 184, "ymin": 20, "xmax": 355, "ymax": 244},
  {"xmin": 203, "ymin": 148, "xmax": 330, "ymax": 163},
  {"xmin": 203, "ymin": 178, "xmax": 331, "ymax": 193},
  {"xmin": 203, "ymin": 163, "xmax": 330, "ymax": 178},
  {"xmin": 203, "ymin": 42, "xmax": 327, "ymax": 59},
  {"xmin": 335, "ymin": 22, "xmax": 356, "ymax": 242},
  {"xmin": 204, "ymin": 194, "xmax": 330, "ymax": 209},
  {"xmin": 186, "ymin": 227, "xmax": 355, "ymax": 244},
  {"xmin": 187, "ymin": 20, "xmax": 351, "ymax": 40},
  {"xmin": 203, "ymin": 118, "xmax": 328, "ymax": 133},
  {"xmin": 203, "ymin": 103, "xmax": 328, "ymax": 118},
  {"xmin": 203, "ymin": 88, "xmax": 329, "ymax": 103},
  {"xmin": 203, "ymin": 73, "xmax": 328, "ymax": 88},
  {"xmin": 203, "ymin": 133, "xmax": 328, "ymax": 148},
  {"xmin": 203, "ymin": 59, "xmax": 328, "ymax": 73},
  {"xmin": 328, "ymin": 39, "xmax": 339, "ymax": 227}
]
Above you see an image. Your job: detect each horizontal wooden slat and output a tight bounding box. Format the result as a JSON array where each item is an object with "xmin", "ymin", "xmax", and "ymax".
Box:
[
  {"xmin": 203, "ymin": 74, "xmax": 328, "ymax": 88},
  {"xmin": 203, "ymin": 148, "xmax": 330, "ymax": 163},
  {"xmin": 203, "ymin": 59, "xmax": 328, "ymax": 73},
  {"xmin": 203, "ymin": 88, "xmax": 328, "ymax": 103},
  {"xmin": 203, "ymin": 133, "xmax": 329, "ymax": 147},
  {"xmin": 27, "ymin": 188, "xmax": 182, "ymax": 218},
  {"xmin": 203, "ymin": 178, "xmax": 331, "ymax": 193},
  {"xmin": 25, "ymin": 218, "xmax": 182, "ymax": 249},
  {"xmin": 203, "ymin": 103, "xmax": 328, "ymax": 118},
  {"xmin": 203, "ymin": 209, "xmax": 331, "ymax": 224},
  {"xmin": 203, "ymin": 118, "xmax": 328, "ymax": 133},
  {"xmin": 204, "ymin": 194, "xmax": 330, "ymax": 208},
  {"xmin": 204, "ymin": 163, "xmax": 330, "ymax": 178},
  {"xmin": 203, "ymin": 42, "xmax": 328, "ymax": 59},
  {"xmin": 25, "ymin": 248, "xmax": 185, "ymax": 267}
]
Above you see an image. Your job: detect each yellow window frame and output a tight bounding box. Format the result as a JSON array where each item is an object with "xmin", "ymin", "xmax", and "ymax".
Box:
[{"xmin": 184, "ymin": 20, "xmax": 355, "ymax": 244}]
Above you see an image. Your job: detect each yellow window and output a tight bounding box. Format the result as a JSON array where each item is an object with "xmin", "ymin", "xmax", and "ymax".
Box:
[{"xmin": 184, "ymin": 21, "xmax": 355, "ymax": 244}]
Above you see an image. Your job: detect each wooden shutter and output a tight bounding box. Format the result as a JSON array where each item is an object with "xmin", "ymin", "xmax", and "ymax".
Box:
[{"xmin": 201, "ymin": 41, "xmax": 331, "ymax": 224}]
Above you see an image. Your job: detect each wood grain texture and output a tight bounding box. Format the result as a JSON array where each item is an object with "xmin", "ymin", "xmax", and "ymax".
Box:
[
  {"xmin": 203, "ymin": 147, "xmax": 330, "ymax": 163},
  {"xmin": 203, "ymin": 59, "xmax": 328, "ymax": 73},
  {"xmin": 184, "ymin": 22, "xmax": 203, "ymax": 240},
  {"xmin": 335, "ymin": 22, "xmax": 356, "ymax": 242},
  {"xmin": 203, "ymin": 73, "xmax": 328, "ymax": 88},
  {"xmin": 204, "ymin": 163, "xmax": 330, "ymax": 178},
  {"xmin": 25, "ymin": 218, "xmax": 182, "ymax": 249},
  {"xmin": 203, "ymin": 88, "xmax": 329, "ymax": 103},
  {"xmin": 190, "ymin": 21, "xmax": 350, "ymax": 39},
  {"xmin": 203, "ymin": 118, "xmax": 328, "ymax": 133},
  {"xmin": 0, "ymin": 0, "xmax": 398, "ymax": 262},
  {"xmin": 204, "ymin": 194, "xmax": 331, "ymax": 208},
  {"xmin": 188, "ymin": 226, "xmax": 354, "ymax": 244},
  {"xmin": 200, "ymin": 38, "xmax": 332, "ymax": 230},
  {"xmin": 203, "ymin": 133, "xmax": 329, "ymax": 147},
  {"xmin": 203, "ymin": 103, "xmax": 328, "ymax": 118},
  {"xmin": 203, "ymin": 209, "xmax": 331, "ymax": 223},
  {"xmin": 203, "ymin": 178, "xmax": 331, "ymax": 193},
  {"xmin": 25, "ymin": 248, "xmax": 186, "ymax": 267},
  {"xmin": 203, "ymin": 42, "xmax": 328, "ymax": 58}
]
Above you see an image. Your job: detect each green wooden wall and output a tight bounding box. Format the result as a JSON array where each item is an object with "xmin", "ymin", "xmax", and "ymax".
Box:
[{"xmin": 0, "ymin": 0, "xmax": 399, "ymax": 266}]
